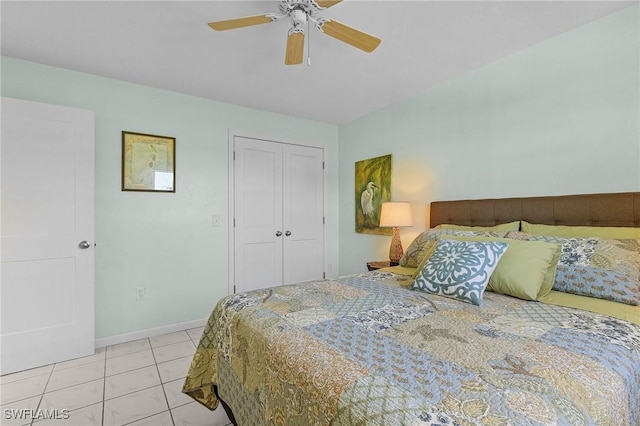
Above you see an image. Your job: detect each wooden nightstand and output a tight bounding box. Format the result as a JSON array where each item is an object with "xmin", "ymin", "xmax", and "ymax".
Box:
[{"xmin": 367, "ymin": 261, "xmax": 397, "ymax": 271}]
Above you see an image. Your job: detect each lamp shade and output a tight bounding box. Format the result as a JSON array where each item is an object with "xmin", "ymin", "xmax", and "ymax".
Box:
[{"xmin": 379, "ymin": 202, "xmax": 412, "ymax": 227}]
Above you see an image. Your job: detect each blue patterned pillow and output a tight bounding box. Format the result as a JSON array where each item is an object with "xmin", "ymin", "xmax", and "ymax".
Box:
[
  {"xmin": 410, "ymin": 239, "xmax": 508, "ymax": 305},
  {"xmin": 554, "ymin": 265, "xmax": 640, "ymax": 306},
  {"xmin": 509, "ymin": 233, "xmax": 640, "ymax": 305},
  {"xmin": 559, "ymin": 238, "xmax": 599, "ymax": 266}
]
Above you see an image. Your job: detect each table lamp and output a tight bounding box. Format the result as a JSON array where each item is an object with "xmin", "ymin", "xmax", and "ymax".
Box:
[{"xmin": 379, "ymin": 202, "xmax": 413, "ymax": 265}]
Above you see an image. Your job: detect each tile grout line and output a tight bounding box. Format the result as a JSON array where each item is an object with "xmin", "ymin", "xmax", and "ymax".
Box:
[
  {"xmin": 101, "ymin": 344, "xmax": 107, "ymax": 426},
  {"xmin": 104, "ymin": 334, "xmax": 191, "ymax": 364},
  {"xmin": 149, "ymin": 333, "xmax": 192, "ymax": 348},
  {"xmin": 121, "ymin": 409, "xmax": 173, "ymax": 426},
  {"xmin": 105, "ymin": 346, "xmax": 150, "ymax": 360},
  {"xmin": 29, "ymin": 364, "xmax": 54, "ymax": 426},
  {"xmin": 103, "ymin": 380, "xmax": 162, "ymax": 403},
  {"xmin": 34, "ymin": 364, "xmax": 104, "ymax": 395},
  {"xmin": 149, "ymin": 339, "xmax": 176, "ymax": 426}
]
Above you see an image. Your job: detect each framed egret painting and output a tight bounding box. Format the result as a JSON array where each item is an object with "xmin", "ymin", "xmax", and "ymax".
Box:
[{"xmin": 355, "ymin": 154, "xmax": 392, "ymax": 235}]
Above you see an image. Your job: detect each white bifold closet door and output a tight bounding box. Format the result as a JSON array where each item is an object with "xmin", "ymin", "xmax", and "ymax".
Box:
[{"xmin": 233, "ymin": 136, "xmax": 324, "ymax": 293}]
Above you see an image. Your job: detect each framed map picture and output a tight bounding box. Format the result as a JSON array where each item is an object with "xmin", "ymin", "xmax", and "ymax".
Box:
[
  {"xmin": 355, "ymin": 154, "xmax": 392, "ymax": 235},
  {"xmin": 122, "ymin": 131, "xmax": 175, "ymax": 192}
]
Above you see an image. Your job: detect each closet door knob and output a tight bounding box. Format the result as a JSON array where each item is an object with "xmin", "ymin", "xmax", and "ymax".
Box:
[
  {"xmin": 275, "ymin": 231, "xmax": 282, "ymax": 237},
  {"xmin": 285, "ymin": 231, "xmax": 291, "ymax": 236}
]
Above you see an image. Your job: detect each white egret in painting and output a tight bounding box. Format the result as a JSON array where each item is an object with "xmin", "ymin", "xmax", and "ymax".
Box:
[{"xmin": 360, "ymin": 182, "xmax": 378, "ymax": 217}]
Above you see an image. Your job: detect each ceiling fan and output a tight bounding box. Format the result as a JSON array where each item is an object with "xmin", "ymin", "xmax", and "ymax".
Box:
[{"xmin": 207, "ymin": 0, "xmax": 381, "ymax": 65}]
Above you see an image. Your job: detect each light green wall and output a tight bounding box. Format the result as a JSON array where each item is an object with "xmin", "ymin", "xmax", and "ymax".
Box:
[
  {"xmin": 3, "ymin": 4, "xmax": 639, "ymax": 338},
  {"xmin": 339, "ymin": 5, "xmax": 640, "ymax": 274},
  {"xmin": 1, "ymin": 57, "xmax": 340, "ymax": 339}
]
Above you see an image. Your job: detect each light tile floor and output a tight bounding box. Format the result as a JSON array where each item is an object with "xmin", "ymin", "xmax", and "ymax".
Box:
[{"xmin": 0, "ymin": 327, "xmax": 232, "ymax": 426}]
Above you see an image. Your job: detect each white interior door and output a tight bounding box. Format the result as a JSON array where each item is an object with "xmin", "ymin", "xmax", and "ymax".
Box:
[
  {"xmin": 1, "ymin": 97, "xmax": 95, "ymax": 375},
  {"xmin": 234, "ymin": 137, "xmax": 283, "ymax": 292},
  {"xmin": 282, "ymin": 144, "xmax": 324, "ymax": 284}
]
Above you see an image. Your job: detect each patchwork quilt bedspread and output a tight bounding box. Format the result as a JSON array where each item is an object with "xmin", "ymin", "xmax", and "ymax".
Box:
[{"xmin": 183, "ymin": 271, "xmax": 640, "ymax": 425}]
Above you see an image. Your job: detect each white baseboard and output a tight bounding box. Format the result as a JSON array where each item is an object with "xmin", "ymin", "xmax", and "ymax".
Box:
[{"xmin": 95, "ymin": 318, "xmax": 208, "ymax": 348}]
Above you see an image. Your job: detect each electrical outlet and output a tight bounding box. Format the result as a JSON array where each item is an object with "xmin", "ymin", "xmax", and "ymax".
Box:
[
  {"xmin": 212, "ymin": 215, "xmax": 221, "ymax": 227},
  {"xmin": 136, "ymin": 287, "xmax": 146, "ymax": 301}
]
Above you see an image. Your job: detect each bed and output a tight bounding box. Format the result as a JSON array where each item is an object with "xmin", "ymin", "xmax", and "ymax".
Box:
[{"xmin": 183, "ymin": 192, "xmax": 640, "ymax": 425}]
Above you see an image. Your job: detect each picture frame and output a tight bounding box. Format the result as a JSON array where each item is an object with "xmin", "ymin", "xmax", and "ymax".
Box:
[
  {"xmin": 355, "ymin": 154, "xmax": 392, "ymax": 235},
  {"xmin": 122, "ymin": 131, "xmax": 175, "ymax": 192}
]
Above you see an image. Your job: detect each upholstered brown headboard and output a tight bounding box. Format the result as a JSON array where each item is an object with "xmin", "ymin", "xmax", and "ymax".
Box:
[{"xmin": 430, "ymin": 192, "xmax": 640, "ymax": 229}]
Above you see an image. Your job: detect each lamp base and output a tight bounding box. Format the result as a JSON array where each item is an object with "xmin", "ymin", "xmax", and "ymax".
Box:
[{"xmin": 388, "ymin": 227, "xmax": 404, "ymax": 264}]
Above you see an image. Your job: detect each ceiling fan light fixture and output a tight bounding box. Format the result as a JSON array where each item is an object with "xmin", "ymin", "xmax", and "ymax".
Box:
[{"xmin": 290, "ymin": 9, "xmax": 308, "ymax": 27}]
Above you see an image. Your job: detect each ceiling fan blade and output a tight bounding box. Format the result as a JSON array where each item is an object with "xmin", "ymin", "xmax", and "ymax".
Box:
[
  {"xmin": 317, "ymin": 19, "xmax": 381, "ymax": 53},
  {"xmin": 314, "ymin": 0, "xmax": 343, "ymax": 8},
  {"xmin": 208, "ymin": 14, "xmax": 275, "ymax": 31},
  {"xmin": 285, "ymin": 30, "xmax": 305, "ymax": 65}
]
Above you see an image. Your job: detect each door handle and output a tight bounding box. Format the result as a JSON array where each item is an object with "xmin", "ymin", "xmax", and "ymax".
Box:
[
  {"xmin": 285, "ymin": 231, "xmax": 292, "ymax": 236},
  {"xmin": 78, "ymin": 241, "xmax": 91, "ymax": 249},
  {"xmin": 275, "ymin": 231, "xmax": 282, "ymax": 237}
]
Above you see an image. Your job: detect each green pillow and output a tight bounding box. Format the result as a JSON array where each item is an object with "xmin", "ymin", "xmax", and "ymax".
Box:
[
  {"xmin": 435, "ymin": 221, "xmax": 520, "ymax": 232},
  {"xmin": 411, "ymin": 240, "xmax": 440, "ymax": 278},
  {"xmin": 441, "ymin": 235, "xmax": 561, "ymax": 301},
  {"xmin": 521, "ymin": 221, "xmax": 640, "ymax": 239}
]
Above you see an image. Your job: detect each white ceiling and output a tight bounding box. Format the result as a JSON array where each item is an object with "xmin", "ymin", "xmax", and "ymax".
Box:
[{"xmin": 1, "ymin": 1, "xmax": 634, "ymax": 125}]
